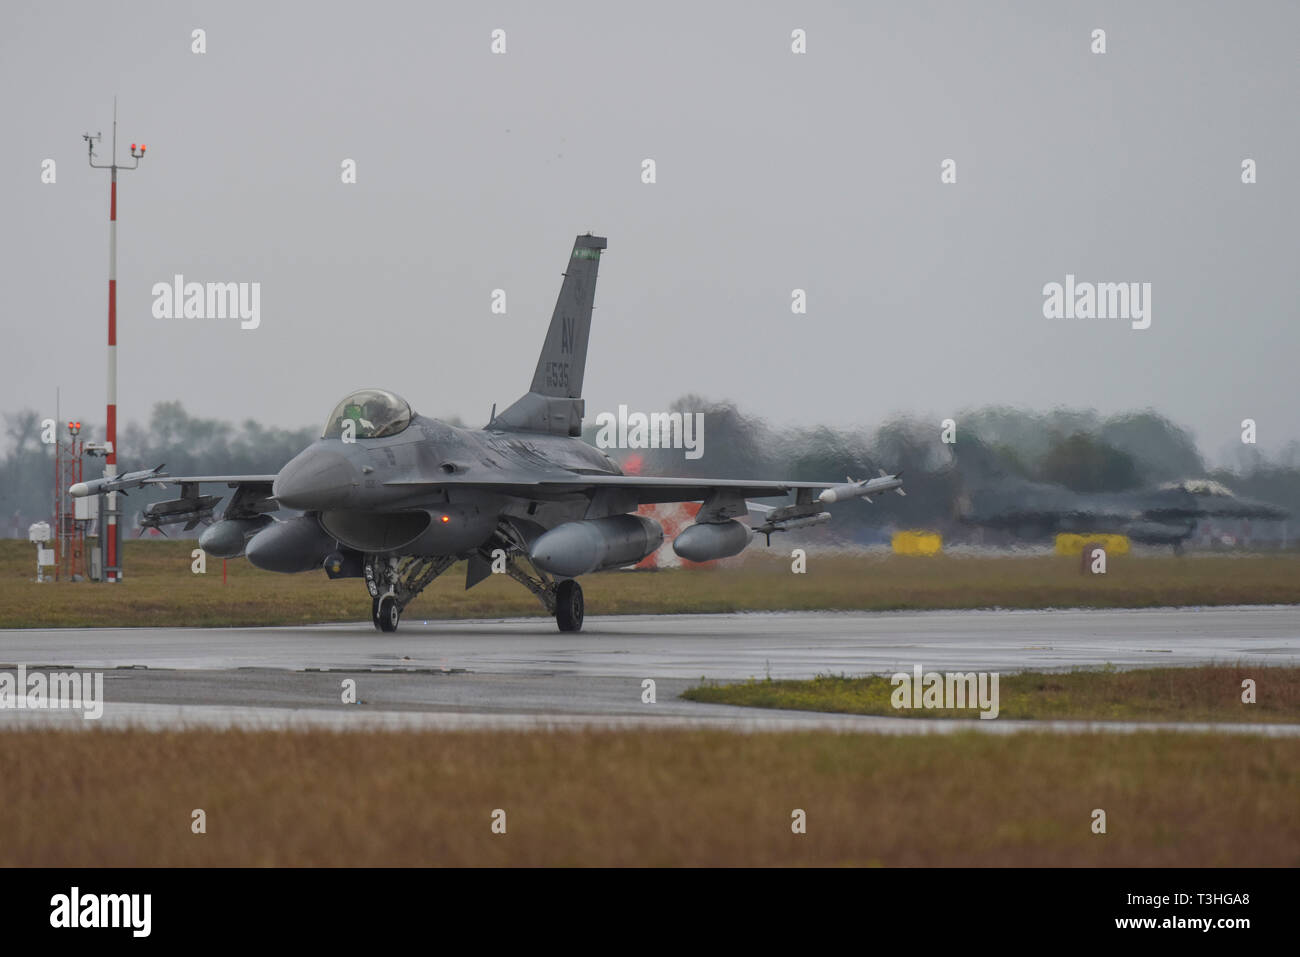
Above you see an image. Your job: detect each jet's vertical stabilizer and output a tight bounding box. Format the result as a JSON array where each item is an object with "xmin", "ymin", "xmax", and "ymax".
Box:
[
  {"xmin": 531, "ymin": 233, "xmax": 605, "ymax": 400},
  {"xmin": 493, "ymin": 234, "xmax": 606, "ymax": 436}
]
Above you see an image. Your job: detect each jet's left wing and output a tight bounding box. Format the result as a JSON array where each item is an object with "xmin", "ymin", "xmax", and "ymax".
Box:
[
  {"xmin": 556, "ymin": 473, "xmax": 904, "ymax": 539},
  {"xmin": 388, "ymin": 470, "xmax": 904, "ymax": 539}
]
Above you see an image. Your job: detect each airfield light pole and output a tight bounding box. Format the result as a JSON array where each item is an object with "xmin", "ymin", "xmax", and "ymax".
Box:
[{"xmin": 84, "ymin": 99, "xmax": 146, "ymax": 583}]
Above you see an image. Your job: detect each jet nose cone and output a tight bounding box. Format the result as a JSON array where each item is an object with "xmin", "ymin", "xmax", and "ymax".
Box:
[{"xmin": 273, "ymin": 447, "xmax": 358, "ymax": 509}]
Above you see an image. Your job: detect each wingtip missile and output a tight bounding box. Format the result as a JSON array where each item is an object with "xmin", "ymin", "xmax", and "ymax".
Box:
[
  {"xmin": 817, "ymin": 476, "xmax": 859, "ymax": 504},
  {"xmin": 69, "ymin": 464, "xmax": 166, "ymax": 497},
  {"xmin": 818, "ymin": 472, "xmax": 904, "ymax": 504}
]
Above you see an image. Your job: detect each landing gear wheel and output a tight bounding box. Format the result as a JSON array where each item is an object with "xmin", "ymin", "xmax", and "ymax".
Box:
[
  {"xmin": 375, "ymin": 595, "xmax": 400, "ymax": 633},
  {"xmin": 555, "ymin": 579, "xmax": 584, "ymax": 632}
]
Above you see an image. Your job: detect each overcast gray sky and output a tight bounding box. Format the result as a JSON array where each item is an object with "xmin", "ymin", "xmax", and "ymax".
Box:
[{"xmin": 5, "ymin": 0, "xmax": 1297, "ymax": 465}]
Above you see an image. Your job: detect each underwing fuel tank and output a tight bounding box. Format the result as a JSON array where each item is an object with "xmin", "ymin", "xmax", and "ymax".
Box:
[
  {"xmin": 198, "ymin": 515, "xmax": 275, "ymax": 559},
  {"xmin": 672, "ymin": 519, "xmax": 753, "ymax": 562},
  {"xmin": 529, "ymin": 515, "xmax": 664, "ymax": 578},
  {"xmin": 246, "ymin": 515, "xmax": 338, "ymax": 573}
]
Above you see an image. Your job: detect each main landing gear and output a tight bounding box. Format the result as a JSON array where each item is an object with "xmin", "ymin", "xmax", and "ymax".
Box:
[
  {"xmin": 485, "ymin": 527, "xmax": 586, "ymax": 633},
  {"xmin": 362, "ymin": 531, "xmax": 589, "ymax": 634},
  {"xmin": 555, "ymin": 579, "xmax": 584, "ymax": 632}
]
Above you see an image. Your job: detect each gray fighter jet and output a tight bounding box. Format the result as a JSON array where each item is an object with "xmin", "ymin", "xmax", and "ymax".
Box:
[
  {"xmin": 954, "ymin": 441, "xmax": 1288, "ymax": 550},
  {"xmin": 72, "ymin": 234, "xmax": 902, "ymax": 631}
]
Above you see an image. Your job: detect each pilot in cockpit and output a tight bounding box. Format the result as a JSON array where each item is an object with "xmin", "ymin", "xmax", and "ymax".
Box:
[{"xmin": 343, "ymin": 401, "xmax": 375, "ymax": 434}]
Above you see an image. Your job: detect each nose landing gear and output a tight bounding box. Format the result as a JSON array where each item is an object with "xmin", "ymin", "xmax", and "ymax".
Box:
[
  {"xmin": 364, "ymin": 555, "xmax": 457, "ymax": 633},
  {"xmin": 372, "ymin": 594, "xmax": 401, "ymax": 632}
]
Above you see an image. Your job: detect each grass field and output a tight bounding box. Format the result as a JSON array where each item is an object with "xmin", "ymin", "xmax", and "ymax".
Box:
[
  {"xmin": 684, "ymin": 666, "xmax": 1300, "ymax": 722},
  {"xmin": 0, "ymin": 727, "xmax": 1295, "ymax": 866},
  {"xmin": 4, "ymin": 539, "xmax": 1300, "ymax": 629}
]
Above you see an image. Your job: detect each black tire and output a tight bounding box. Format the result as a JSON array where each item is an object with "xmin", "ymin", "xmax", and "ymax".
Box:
[
  {"xmin": 555, "ymin": 579, "xmax": 584, "ymax": 632},
  {"xmin": 377, "ymin": 595, "xmax": 400, "ymax": 633}
]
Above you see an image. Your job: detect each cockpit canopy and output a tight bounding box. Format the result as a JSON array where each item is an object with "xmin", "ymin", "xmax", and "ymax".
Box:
[
  {"xmin": 1159, "ymin": 479, "xmax": 1235, "ymax": 498},
  {"xmin": 322, "ymin": 389, "xmax": 413, "ymax": 440}
]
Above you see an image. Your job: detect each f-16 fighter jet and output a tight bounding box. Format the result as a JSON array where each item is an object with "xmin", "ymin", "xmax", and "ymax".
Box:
[
  {"xmin": 954, "ymin": 441, "xmax": 1287, "ymax": 551},
  {"xmin": 73, "ymin": 234, "xmax": 902, "ymax": 632}
]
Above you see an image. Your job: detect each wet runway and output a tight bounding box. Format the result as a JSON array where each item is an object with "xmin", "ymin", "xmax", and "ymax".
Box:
[{"xmin": 2, "ymin": 606, "xmax": 1297, "ymax": 732}]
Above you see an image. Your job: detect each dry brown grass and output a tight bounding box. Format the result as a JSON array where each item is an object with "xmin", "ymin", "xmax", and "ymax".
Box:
[
  {"xmin": 1, "ymin": 728, "xmax": 1297, "ymax": 866},
  {"xmin": 4, "ymin": 539, "xmax": 1299, "ymax": 629}
]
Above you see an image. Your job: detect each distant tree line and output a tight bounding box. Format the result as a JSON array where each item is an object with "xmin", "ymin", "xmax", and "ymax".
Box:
[
  {"xmin": 3, "ymin": 399, "xmax": 1296, "ymax": 540},
  {"xmin": 589, "ymin": 400, "xmax": 1300, "ymax": 542}
]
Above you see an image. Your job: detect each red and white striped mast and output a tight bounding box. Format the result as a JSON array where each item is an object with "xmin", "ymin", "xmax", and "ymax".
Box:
[{"xmin": 84, "ymin": 98, "xmax": 145, "ymax": 583}]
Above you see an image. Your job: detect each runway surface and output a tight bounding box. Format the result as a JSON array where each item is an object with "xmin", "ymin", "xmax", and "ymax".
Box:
[{"xmin": 2, "ymin": 605, "xmax": 1298, "ymax": 732}]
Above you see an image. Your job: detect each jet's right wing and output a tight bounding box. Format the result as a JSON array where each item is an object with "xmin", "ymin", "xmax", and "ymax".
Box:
[{"xmin": 71, "ymin": 468, "xmax": 278, "ymax": 533}]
